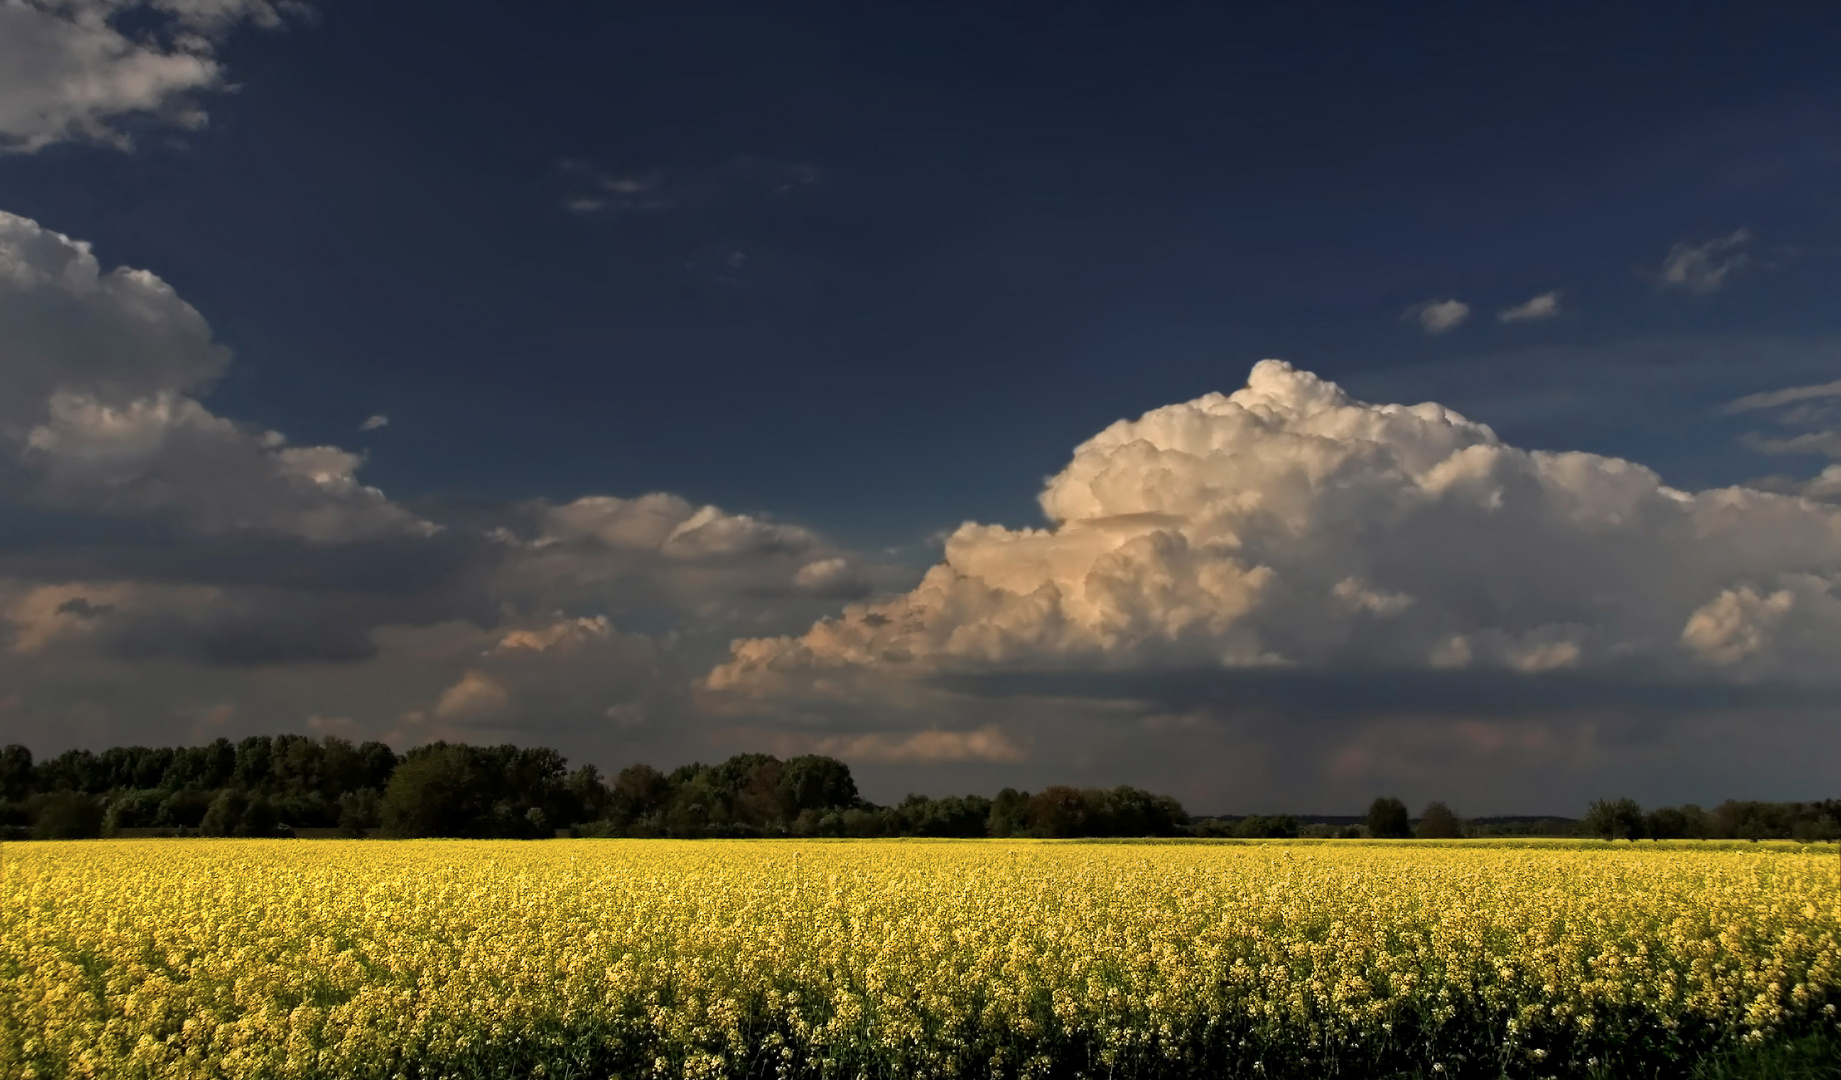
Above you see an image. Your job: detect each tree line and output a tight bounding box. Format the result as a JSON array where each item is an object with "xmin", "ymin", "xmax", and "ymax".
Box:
[
  {"xmin": 3, "ymin": 737, "xmax": 1834, "ymax": 842},
  {"xmin": 0, "ymin": 737, "xmax": 1185, "ymax": 840}
]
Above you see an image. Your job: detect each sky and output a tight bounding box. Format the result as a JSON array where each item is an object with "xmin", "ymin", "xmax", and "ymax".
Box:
[{"xmin": 1, "ymin": 1, "xmax": 1840, "ymax": 814}]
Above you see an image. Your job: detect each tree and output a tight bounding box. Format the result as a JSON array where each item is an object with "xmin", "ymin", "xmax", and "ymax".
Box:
[
  {"xmin": 1234, "ymin": 814, "xmax": 1299, "ymax": 839},
  {"xmin": 1645, "ymin": 804, "xmax": 1707, "ymax": 840},
  {"xmin": 1583, "ymin": 797, "xmax": 1646, "ymax": 840},
  {"xmin": 1367, "ymin": 796, "xmax": 1411, "ymax": 839},
  {"xmin": 32, "ymin": 792, "xmax": 103, "ymax": 838},
  {"xmin": 611, "ymin": 763, "xmax": 670, "ymax": 822},
  {"xmin": 0, "ymin": 744, "xmax": 32, "ymax": 802},
  {"xmin": 200, "ymin": 790, "xmax": 281, "ymax": 837},
  {"xmin": 779, "ymin": 756, "xmax": 857, "ymax": 814},
  {"xmin": 565, "ymin": 764, "xmax": 612, "ymax": 824},
  {"xmin": 988, "ymin": 788, "xmax": 1030, "ymax": 838},
  {"xmin": 1416, "ymin": 801, "xmax": 1462, "ymax": 839},
  {"xmin": 337, "ymin": 788, "xmax": 384, "ymax": 836},
  {"xmin": 381, "ymin": 745, "xmax": 487, "ymax": 838}
]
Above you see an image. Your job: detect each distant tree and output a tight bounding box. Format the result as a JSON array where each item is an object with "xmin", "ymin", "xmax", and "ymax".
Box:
[
  {"xmin": 988, "ymin": 788, "xmax": 1030, "ymax": 838},
  {"xmin": 1645, "ymin": 804, "xmax": 1708, "ymax": 840},
  {"xmin": 200, "ymin": 790, "xmax": 281, "ymax": 837},
  {"xmin": 102, "ymin": 789, "xmax": 168, "ymax": 833},
  {"xmin": 337, "ymin": 788, "xmax": 384, "ymax": 836},
  {"xmin": 565, "ymin": 764, "xmax": 612, "ymax": 824},
  {"xmin": 1583, "ymin": 798, "xmax": 1646, "ymax": 840},
  {"xmin": 32, "ymin": 792, "xmax": 103, "ymax": 838},
  {"xmin": 1367, "ymin": 796, "xmax": 1411, "ymax": 839},
  {"xmin": 611, "ymin": 763, "xmax": 670, "ymax": 823},
  {"xmin": 0, "ymin": 744, "xmax": 32, "ymax": 802},
  {"xmin": 381, "ymin": 745, "xmax": 487, "ymax": 838},
  {"xmin": 1025, "ymin": 786, "xmax": 1092, "ymax": 838},
  {"xmin": 37, "ymin": 749, "xmax": 104, "ymax": 795},
  {"xmin": 779, "ymin": 756, "xmax": 858, "ymax": 814},
  {"xmin": 155, "ymin": 789, "xmax": 215, "ymax": 829},
  {"xmin": 1415, "ymin": 801, "xmax": 1462, "ymax": 839},
  {"xmin": 1233, "ymin": 814, "xmax": 1299, "ymax": 839},
  {"xmin": 895, "ymin": 794, "xmax": 993, "ymax": 837},
  {"xmin": 232, "ymin": 736, "xmax": 276, "ymax": 791}
]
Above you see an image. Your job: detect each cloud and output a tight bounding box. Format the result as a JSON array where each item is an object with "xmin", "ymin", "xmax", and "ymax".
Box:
[
  {"xmin": 0, "ymin": 209, "xmax": 935, "ymax": 782},
  {"xmin": 747, "ymin": 724, "xmax": 1032, "ymax": 764},
  {"xmin": 1725, "ymin": 378, "xmax": 1841, "ymax": 415},
  {"xmin": 1402, "ymin": 298, "xmax": 1469, "ymax": 335},
  {"xmin": 1740, "ymin": 430, "xmax": 1841, "ymax": 458},
  {"xmin": 712, "ymin": 360, "xmax": 1841, "ymax": 708},
  {"xmin": 358, "ymin": 414, "xmax": 389, "ymax": 432},
  {"xmin": 0, "ymin": 210, "xmax": 431, "ymax": 541},
  {"xmin": 1498, "ymin": 291, "xmax": 1562, "ymax": 323},
  {"xmin": 1729, "ymin": 376, "xmax": 1841, "ymax": 470},
  {"xmin": 1658, "ymin": 229, "xmax": 1754, "ymax": 293},
  {"xmin": 0, "ymin": 0, "xmax": 305, "ymax": 152}
]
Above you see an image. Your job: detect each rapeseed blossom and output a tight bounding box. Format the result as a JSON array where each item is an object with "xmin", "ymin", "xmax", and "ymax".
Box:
[{"xmin": 2, "ymin": 839, "xmax": 1836, "ymax": 1078}]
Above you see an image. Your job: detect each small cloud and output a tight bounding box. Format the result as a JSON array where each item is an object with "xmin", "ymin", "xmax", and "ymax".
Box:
[
  {"xmin": 1402, "ymin": 298, "xmax": 1470, "ymax": 335},
  {"xmin": 1740, "ymin": 430, "xmax": 1841, "ymax": 458},
  {"xmin": 1498, "ymin": 290, "xmax": 1562, "ymax": 323},
  {"xmin": 1728, "ymin": 377, "xmax": 1841, "ymax": 461},
  {"xmin": 358, "ymin": 414, "xmax": 389, "ymax": 432},
  {"xmin": 790, "ymin": 725, "xmax": 1032, "ymax": 764},
  {"xmin": 1724, "ymin": 378, "xmax": 1841, "ymax": 415},
  {"xmin": 1659, "ymin": 229, "xmax": 1754, "ymax": 293}
]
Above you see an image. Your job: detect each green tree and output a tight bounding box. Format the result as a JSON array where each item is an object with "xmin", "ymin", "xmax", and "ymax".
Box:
[
  {"xmin": 380, "ymin": 745, "xmax": 486, "ymax": 837},
  {"xmin": 1367, "ymin": 796, "xmax": 1411, "ymax": 838},
  {"xmin": 31, "ymin": 792, "xmax": 103, "ymax": 838},
  {"xmin": 1583, "ymin": 797, "xmax": 1646, "ymax": 840},
  {"xmin": 987, "ymin": 788, "xmax": 1030, "ymax": 838},
  {"xmin": 1415, "ymin": 801, "xmax": 1462, "ymax": 839},
  {"xmin": 779, "ymin": 755, "xmax": 858, "ymax": 814},
  {"xmin": 0, "ymin": 744, "xmax": 32, "ymax": 802}
]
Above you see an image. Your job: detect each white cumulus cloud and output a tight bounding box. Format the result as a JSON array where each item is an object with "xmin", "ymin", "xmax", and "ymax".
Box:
[{"xmin": 711, "ymin": 361, "xmax": 1841, "ymax": 704}]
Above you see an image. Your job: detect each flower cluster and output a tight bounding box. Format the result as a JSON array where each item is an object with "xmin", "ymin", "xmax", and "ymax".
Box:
[{"xmin": 2, "ymin": 839, "xmax": 1836, "ymax": 1078}]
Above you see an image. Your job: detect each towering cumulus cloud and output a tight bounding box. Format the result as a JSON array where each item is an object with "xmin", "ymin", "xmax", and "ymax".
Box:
[{"xmin": 712, "ymin": 361, "xmax": 1841, "ymax": 702}]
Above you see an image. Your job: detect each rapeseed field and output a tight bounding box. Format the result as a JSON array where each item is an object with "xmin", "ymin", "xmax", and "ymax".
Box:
[{"xmin": 2, "ymin": 839, "xmax": 1837, "ymax": 1079}]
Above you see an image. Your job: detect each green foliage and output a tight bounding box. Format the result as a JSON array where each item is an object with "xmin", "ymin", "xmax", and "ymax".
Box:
[
  {"xmin": 30, "ymin": 791, "xmax": 103, "ymax": 838},
  {"xmin": 199, "ymin": 790, "xmax": 282, "ymax": 837},
  {"xmin": 0, "ymin": 743, "xmax": 33, "ymax": 801},
  {"xmin": 1584, "ymin": 797, "xmax": 1648, "ymax": 840},
  {"xmin": 1415, "ymin": 801, "xmax": 1462, "ymax": 839},
  {"xmin": 1368, "ymin": 796, "xmax": 1411, "ymax": 838},
  {"xmin": 1685, "ymin": 1027, "xmax": 1841, "ymax": 1080}
]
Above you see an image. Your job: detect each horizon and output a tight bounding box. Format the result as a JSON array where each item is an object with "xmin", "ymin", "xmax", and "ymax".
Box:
[{"xmin": 2, "ymin": 2, "xmax": 1840, "ymax": 816}]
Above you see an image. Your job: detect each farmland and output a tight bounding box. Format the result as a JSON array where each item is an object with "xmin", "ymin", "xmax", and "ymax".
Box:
[{"xmin": 3, "ymin": 839, "xmax": 1838, "ymax": 1079}]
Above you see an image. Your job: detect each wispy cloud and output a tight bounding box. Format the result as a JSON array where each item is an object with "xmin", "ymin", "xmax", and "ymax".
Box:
[
  {"xmin": 556, "ymin": 157, "xmax": 816, "ymax": 216},
  {"xmin": 1659, "ymin": 229, "xmax": 1754, "ymax": 293},
  {"xmin": 1402, "ymin": 298, "xmax": 1470, "ymax": 335},
  {"xmin": 1498, "ymin": 290, "xmax": 1562, "ymax": 323},
  {"xmin": 1741, "ymin": 430, "xmax": 1841, "ymax": 457},
  {"xmin": 358, "ymin": 414, "xmax": 389, "ymax": 432},
  {"xmin": 1724, "ymin": 378, "xmax": 1841, "ymax": 414}
]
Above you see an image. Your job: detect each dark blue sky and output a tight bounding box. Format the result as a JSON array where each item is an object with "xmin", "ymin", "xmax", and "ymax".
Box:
[{"xmin": 6, "ymin": 2, "xmax": 1839, "ymax": 549}]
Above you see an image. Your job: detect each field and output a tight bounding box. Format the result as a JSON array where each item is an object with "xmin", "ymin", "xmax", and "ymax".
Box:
[{"xmin": 3, "ymin": 840, "xmax": 1838, "ymax": 1080}]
